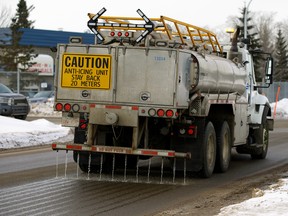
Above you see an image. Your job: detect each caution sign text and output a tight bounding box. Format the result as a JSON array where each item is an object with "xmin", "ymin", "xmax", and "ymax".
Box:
[{"xmin": 61, "ymin": 54, "xmax": 111, "ymax": 89}]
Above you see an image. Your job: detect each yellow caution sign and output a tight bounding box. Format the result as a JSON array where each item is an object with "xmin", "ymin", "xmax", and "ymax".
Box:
[{"xmin": 61, "ymin": 53, "xmax": 111, "ymax": 89}]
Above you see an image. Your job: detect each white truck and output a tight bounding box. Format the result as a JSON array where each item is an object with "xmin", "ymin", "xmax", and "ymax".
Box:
[{"xmin": 52, "ymin": 8, "xmax": 274, "ymax": 178}]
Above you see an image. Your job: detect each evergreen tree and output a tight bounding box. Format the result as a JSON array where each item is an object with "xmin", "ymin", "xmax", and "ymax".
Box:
[
  {"xmin": 274, "ymin": 29, "xmax": 288, "ymax": 81},
  {"xmin": 0, "ymin": 0, "xmax": 36, "ymax": 72},
  {"xmin": 237, "ymin": 7, "xmax": 263, "ymax": 82}
]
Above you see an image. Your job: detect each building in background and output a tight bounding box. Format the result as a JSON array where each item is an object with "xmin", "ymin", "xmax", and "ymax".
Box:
[{"xmin": 0, "ymin": 28, "xmax": 95, "ymax": 95}]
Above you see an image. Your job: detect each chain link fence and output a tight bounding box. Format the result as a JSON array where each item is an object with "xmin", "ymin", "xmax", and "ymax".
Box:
[{"xmin": 0, "ymin": 71, "xmax": 53, "ymax": 97}]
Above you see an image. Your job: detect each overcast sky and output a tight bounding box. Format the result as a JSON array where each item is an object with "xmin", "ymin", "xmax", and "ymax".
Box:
[{"xmin": 1, "ymin": 0, "xmax": 287, "ymax": 32}]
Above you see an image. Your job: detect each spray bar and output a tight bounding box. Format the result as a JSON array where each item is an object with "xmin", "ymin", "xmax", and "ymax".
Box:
[{"xmin": 52, "ymin": 143, "xmax": 191, "ymax": 158}]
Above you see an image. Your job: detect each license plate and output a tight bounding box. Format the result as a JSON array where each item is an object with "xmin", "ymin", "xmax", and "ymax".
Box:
[{"xmin": 61, "ymin": 53, "xmax": 111, "ymax": 89}]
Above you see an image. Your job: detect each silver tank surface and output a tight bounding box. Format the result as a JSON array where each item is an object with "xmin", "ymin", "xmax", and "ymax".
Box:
[{"xmin": 189, "ymin": 51, "xmax": 247, "ymax": 95}]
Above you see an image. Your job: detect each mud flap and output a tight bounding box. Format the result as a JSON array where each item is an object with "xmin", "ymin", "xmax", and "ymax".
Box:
[{"xmin": 170, "ymin": 118, "xmax": 205, "ymax": 172}]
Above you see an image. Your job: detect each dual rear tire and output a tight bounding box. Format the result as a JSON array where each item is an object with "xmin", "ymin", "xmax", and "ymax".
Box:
[
  {"xmin": 215, "ymin": 121, "xmax": 231, "ymax": 173},
  {"xmin": 200, "ymin": 122, "xmax": 216, "ymax": 178},
  {"xmin": 200, "ymin": 121, "xmax": 231, "ymax": 178}
]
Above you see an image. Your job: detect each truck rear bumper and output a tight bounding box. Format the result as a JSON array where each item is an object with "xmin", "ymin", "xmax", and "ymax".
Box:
[{"xmin": 52, "ymin": 143, "xmax": 191, "ymax": 158}]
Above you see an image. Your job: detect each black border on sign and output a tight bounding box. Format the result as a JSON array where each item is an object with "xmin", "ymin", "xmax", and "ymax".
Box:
[{"xmin": 61, "ymin": 53, "xmax": 112, "ymax": 90}]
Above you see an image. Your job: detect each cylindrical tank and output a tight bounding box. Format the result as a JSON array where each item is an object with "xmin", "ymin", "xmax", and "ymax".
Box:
[{"xmin": 190, "ymin": 51, "xmax": 247, "ymax": 95}]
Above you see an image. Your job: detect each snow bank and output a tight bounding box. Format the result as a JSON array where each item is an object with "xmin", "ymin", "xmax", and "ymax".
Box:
[
  {"xmin": 0, "ymin": 116, "xmax": 73, "ymax": 149},
  {"xmin": 218, "ymin": 178, "xmax": 288, "ymax": 216},
  {"xmin": 271, "ymin": 98, "xmax": 288, "ymax": 119}
]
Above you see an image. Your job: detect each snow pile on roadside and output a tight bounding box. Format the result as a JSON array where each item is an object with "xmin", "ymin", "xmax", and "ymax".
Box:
[
  {"xmin": 271, "ymin": 98, "xmax": 288, "ymax": 119},
  {"xmin": 0, "ymin": 116, "xmax": 73, "ymax": 149},
  {"xmin": 218, "ymin": 178, "xmax": 288, "ymax": 216},
  {"xmin": 29, "ymin": 101, "xmax": 61, "ymax": 117}
]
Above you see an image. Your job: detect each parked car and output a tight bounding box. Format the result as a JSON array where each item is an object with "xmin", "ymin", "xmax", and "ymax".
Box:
[
  {"xmin": 21, "ymin": 91, "xmax": 38, "ymax": 99},
  {"xmin": 28, "ymin": 90, "xmax": 55, "ymax": 104},
  {"xmin": 0, "ymin": 83, "xmax": 30, "ymax": 120}
]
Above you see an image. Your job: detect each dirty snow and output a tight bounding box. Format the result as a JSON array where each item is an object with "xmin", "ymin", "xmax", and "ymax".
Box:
[
  {"xmin": 217, "ymin": 178, "xmax": 288, "ymax": 216},
  {"xmin": 0, "ymin": 101, "xmax": 72, "ymax": 149}
]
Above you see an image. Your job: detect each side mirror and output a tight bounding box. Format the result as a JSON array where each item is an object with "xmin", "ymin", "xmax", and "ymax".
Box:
[
  {"xmin": 254, "ymin": 55, "xmax": 274, "ymax": 89},
  {"xmin": 264, "ymin": 57, "xmax": 273, "ymax": 85}
]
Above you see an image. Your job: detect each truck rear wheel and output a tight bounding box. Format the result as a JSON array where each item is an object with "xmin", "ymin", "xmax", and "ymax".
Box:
[
  {"xmin": 215, "ymin": 121, "xmax": 231, "ymax": 173},
  {"xmin": 199, "ymin": 121, "xmax": 216, "ymax": 178}
]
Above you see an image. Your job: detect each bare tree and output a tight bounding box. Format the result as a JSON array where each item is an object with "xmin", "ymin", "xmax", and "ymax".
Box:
[
  {"xmin": 0, "ymin": 5, "xmax": 12, "ymax": 27},
  {"xmin": 254, "ymin": 12, "xmax": 276, "ymax": 51}
]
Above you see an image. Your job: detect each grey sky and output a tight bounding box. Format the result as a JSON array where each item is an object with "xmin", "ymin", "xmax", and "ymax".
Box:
[{"xmin": 1, "ymin": 0, "xmax": 286, "ymax": 32}]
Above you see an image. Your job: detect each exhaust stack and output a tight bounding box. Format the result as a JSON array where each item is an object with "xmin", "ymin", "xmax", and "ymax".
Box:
[{"xmin": 228, "ymin": 27, "xmax": 240, "ymax": 62}]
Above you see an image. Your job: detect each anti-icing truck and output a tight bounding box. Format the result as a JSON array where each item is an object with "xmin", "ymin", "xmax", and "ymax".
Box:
[{"xmin": 52, "ymin": 8, "xmax": 274, "ymax": 178}]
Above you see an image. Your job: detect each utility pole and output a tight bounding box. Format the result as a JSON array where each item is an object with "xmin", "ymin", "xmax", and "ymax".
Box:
[
  {"xmin": 244, "ymin": 0, "xmax": 254, "ymax": 105},
  {"xmin": 244, "ymin": 0, "xmax": 253, "ymax": 50}
]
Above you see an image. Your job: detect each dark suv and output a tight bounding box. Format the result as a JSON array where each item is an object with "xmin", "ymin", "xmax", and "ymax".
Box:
[{"xmin": 0, "ymin": 83, "xmax": 30, "ymax": 120}]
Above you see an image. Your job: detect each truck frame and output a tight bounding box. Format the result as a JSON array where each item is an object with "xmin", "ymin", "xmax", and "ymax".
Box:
[{"xmin": 52, "ymin": 8, "xmax": 274, "ymax": 178}]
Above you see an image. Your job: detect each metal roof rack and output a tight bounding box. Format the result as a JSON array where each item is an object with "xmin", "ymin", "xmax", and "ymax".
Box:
[{"xmin": 88, "ymin": 8, "xmax": 222, "ymax": 53}]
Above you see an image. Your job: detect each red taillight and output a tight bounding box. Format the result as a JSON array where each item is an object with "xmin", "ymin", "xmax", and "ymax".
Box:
[
  {"xmin": 178, "ymin": 125, "xmax": 197, "ymax": 137},
  {"xmin": 80, "ymin": 123, "xmax": 87, "ymax": 130},
  {"xmin": 188, "ymin": 128, "xmax": 194, "ymax": 135},
  {"xmin": 55, "ymin": 103, "xmax": 63, "ymax": 111},
  {"xmin": 166, "ymin": 109, "xmax": 174, "ymax": 117},
  {"xmin": 64, "ymin": 103, "xmax": 72, "ymax": 112},
  {"xmin": 157, "ymin": 109, "xmax": 165, "ymax": 117},
  {"xmin": 188, "ymin": 125, "xmax": 196, "ymax": 135},
  {"xmin": 79, "ymin": 119, "xmax": 87, "ymax": 130},
  {"xmin": 117, "ymin": 32, "xmax": 122, "ymax": 37},
  {"xmin": 124, "ymin": 32, "xmax": 129, "ymax": 37},
  {"xmin": 110, "ymin": 32, "xmax": 115, "ymax": 36}
]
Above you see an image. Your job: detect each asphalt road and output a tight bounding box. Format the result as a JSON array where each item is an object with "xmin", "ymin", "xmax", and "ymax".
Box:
[{"xmin": 0, "ymin": 119, "xmax": 287, "ymax": 216}]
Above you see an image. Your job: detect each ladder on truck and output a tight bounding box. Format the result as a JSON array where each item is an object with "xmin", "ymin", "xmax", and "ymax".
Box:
[{"xmin": 87, "ymin": 7, "xmax": 223, "ymax": 53}]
